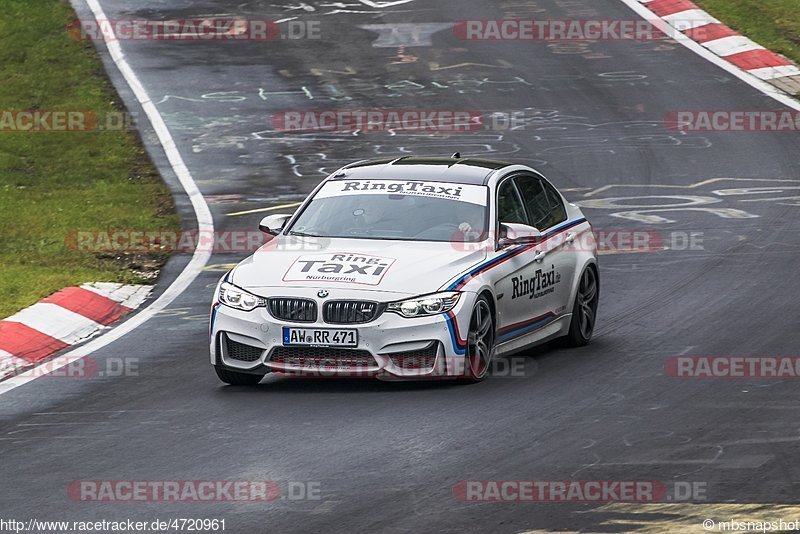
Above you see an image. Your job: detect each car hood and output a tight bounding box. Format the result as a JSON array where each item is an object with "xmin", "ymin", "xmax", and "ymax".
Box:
[{"xmin": 230, "ymin": 235, "xmax": 487, "ymax": 297}]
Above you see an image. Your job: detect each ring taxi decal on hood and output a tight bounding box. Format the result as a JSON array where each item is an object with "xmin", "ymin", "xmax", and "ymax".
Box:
[
  {"xmin": 283, "ymin": 253, "xmax": 396, "ymax": 286},
  {"xmin": 315, "ymin": 180, "xmax": 488, "ymax": 205}
]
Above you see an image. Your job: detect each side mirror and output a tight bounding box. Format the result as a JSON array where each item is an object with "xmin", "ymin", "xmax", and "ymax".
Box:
[
  {"xmin": 259, "ymin": 214, "xmax": 292, "ymax": 236},
  {"xmin": 498, "ymin": 223, "xmax": 542, "ymax": 248}
]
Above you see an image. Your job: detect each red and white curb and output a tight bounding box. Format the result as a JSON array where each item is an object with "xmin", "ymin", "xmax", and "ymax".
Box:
[
  {"xmin": 0, "ymin": 283, "xmax": 151, "ymax": 380},
  {"xmin": 640, "ymin": 0, "xmax": 800, "ymax": 95}
]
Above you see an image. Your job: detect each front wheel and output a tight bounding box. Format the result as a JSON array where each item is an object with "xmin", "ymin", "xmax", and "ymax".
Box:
[
  {"xmin": 564, "ymin": 266, "xmax": 599, "ymax": 347},
  {"xmin": 214, "ymin": 366, "xmax": 265, "ymax": 386},
  {"xmin": 462, "ymin": 296, "xmax": 495, "ymax": 382}
]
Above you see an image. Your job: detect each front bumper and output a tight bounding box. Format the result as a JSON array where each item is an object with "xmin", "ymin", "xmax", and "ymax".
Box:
[{"xmin": 209, "ymin": 289, "xmax": 475, "ymax": 379}]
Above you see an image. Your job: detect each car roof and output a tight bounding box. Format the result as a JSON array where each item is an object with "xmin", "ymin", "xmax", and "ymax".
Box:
[{"xmin": 332, "ymin": 156, "xmax": 514, "ymax": 185}]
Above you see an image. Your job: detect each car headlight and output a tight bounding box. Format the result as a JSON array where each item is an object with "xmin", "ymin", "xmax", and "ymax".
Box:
[
  {"xmin": 218, "ymin": 282, "xmax": 266, "ymax": 312},
  {"xmin": 387, "ymin": 292, "xmax": 461, "ymax": 318}
]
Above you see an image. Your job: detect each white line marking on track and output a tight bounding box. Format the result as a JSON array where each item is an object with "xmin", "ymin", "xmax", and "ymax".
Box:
[
  {"xmin": 620, "ymin": 0, "xmax": 800, "ymax": 113},
  {"xmin": 0, "ymin": 0, "xmax": 214, "ymax": 395}
]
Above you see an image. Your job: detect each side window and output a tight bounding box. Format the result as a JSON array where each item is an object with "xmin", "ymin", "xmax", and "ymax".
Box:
[
  {"xmin": 515, "ymin": 175, "xmax": 551, "ymax": 229},
  {"xmin": 542, "ymin": 181, "xmax": 567, "ymax": 227},
  {"xmin": 496, "ymin": 179, "xmax": 528, "ymax": 225},
  {"xmin": 515, "ymin": 174, "xmax": 568, "ymax": 230}
]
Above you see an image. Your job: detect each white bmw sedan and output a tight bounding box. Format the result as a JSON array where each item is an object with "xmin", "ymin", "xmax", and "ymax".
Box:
[{"xmin": 210, "ymin": 156, "xmax": 598, "ymax": 385}]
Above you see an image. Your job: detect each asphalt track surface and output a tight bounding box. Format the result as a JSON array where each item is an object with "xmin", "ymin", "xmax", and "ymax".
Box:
[{"xmin": 2, "ymin": 0, "xmax": 800, "ymax": 532}]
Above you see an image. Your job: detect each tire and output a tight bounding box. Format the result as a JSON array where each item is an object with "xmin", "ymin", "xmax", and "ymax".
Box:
[
  {"xmin": 214, "ymin": 366, "xmax": 265, "ymax": 386},
  {"xmin": 461, "ymin": 295, "xmax": 495, "ymax": 382},
  {"xmin": 564, "ymin": 266, "xmax": 599, "ymax": 347}
]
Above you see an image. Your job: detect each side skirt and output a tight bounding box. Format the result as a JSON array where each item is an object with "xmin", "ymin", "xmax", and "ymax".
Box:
[{"xmin": 494, "ymin": 315, "xmax": 571, "ymax": 357}]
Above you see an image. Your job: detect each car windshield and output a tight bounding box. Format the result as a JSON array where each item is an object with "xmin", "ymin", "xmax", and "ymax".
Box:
[{"xmin": 286, "ymin": 179, "xmax": 488, "ymax": 242}]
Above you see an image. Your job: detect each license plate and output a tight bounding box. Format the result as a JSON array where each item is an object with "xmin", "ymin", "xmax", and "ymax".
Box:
[{"xmin": 282, "ymin": 327, "xmax": 358, "ymax": 347}]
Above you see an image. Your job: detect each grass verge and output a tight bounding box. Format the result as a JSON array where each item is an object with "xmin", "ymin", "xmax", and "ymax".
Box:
[
  {"xmin": 692, "ymin": 0, "xmax": 800, "ymax": 66},
  {"xmin": 0, "ymin": 0, "xmax": 179, "ymax": 319}
]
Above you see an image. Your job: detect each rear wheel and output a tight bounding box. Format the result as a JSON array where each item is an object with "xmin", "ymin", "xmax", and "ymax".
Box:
[
  {"xmin": 564, "ymin": 266, "xmax": 599, "ymax": 347},
  {"xmin": 214, "ymin": 366, "xmax": 265, "ymax": 386},
  {"xmin": 462, "ymin": 296, "xmax": 495, "ymax": 382}
]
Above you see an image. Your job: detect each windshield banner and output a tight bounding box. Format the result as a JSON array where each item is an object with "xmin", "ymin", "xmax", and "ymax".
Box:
[{"xmin": 316, "ymin": 180, "xmax": 488, "ymax": 206}]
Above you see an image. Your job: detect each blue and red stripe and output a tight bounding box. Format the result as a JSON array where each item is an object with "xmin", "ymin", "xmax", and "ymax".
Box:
[
  {"xmin": 444, "ymin": 218, "xmax": 586, "ymax": 292},
  {"xmin": 443, "ymin": 217, "xmax": 586, "ymax": 354},
  {"xmin": 445, "ymin": 311, "xmax": 468, "ymax": 355},
  {"xmin": 209, "ymin": 270, "xmax": 233, "ymax": 341},
  {"xmin": 209, "ymin": 302, "xmax": 221, "ymax": 342},
  {"xmin": 496, "ymin": 312, "xmax": 558, "ymax": 343}
]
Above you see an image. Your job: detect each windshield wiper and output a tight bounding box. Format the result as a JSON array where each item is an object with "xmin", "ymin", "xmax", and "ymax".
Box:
[{"xmin": 288, "ymin": 230, "xmax": 322, "ymax": 237}]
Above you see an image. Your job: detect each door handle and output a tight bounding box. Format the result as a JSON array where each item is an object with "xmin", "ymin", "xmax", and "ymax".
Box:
[
  {"xmin": 565, "ymin": 232, "xmax": 576, "ymax": 245},
  {"xmin": 533, "ymin": 250, "xmax": 547, "ymax": 263}
]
